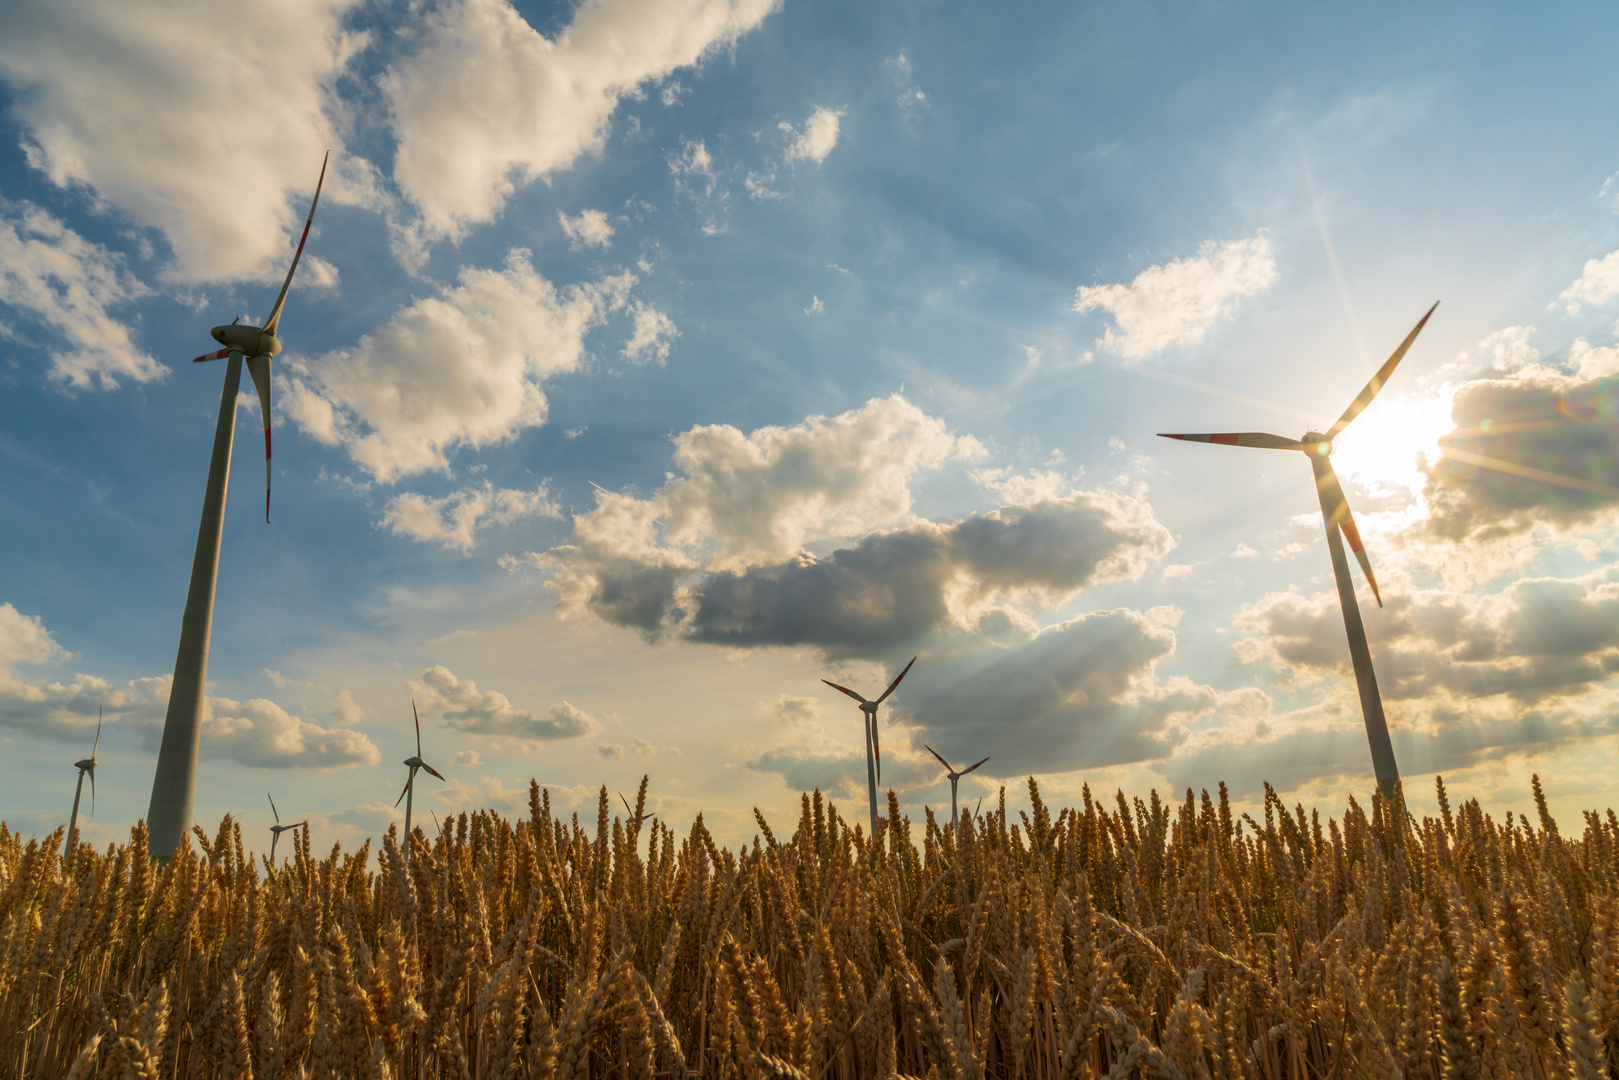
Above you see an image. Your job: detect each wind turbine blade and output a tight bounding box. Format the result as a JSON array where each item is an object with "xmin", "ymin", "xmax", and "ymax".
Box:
[
  {"xmin": 262, "ymin": 151, "xmax": 329, "ymax": 335},
  {"xmin": 1157, "ymin": 432, "xmax": 1308, "ymax": 450},
  {"xmin": 92, "ymin": 708, "xmax": 101, "ymax": 757},
  {"xmin": 924, "ymin": 744, "xmax": 952, "ymax": 770},
  {"xmin": 421, "ymin": 762, "xmax": 445, "ymax": 781},
  {"xmin": 963, "ymin": 756, "xmax": 990, "ymax": 774},
  {"xmin": 822, "ymin": 679, "xmax": 870, "ymax": 705},
  {"xmin": 89, "ymin": 766, "xmax": 95, "ymax": 814},
  {"xmin": 1326, "ymin": 301, "xmax": 1439, "ymax": 440},
  {"xmin": 875, "ymin": 656, "xmax": 917, "ymax": 704},
  {"xmin": 395, "ymin": 775, "xmax": 412, "ymax": 808},
  {"xmin": 871, "ymin": 713, "xmax": 881, "ymax": 784},
  {"xmin": 268, "ymin": 793, "xmax": 280, "ymax": 824},
  {"xmin": 413, "ymin": 699, "xmax": 423, "ymax": 757},
  {"xmin": 620, "ymin": 792, "xmax": 635, "ymax": 819},
  {"xmin": 193, "ymin": 348, "xmax": 231, "ymax": 363},
  {"xmin": 245, "ymin": 354, "xmax": 274, "ymax": 522},
  {"xmin": 1316, "ymin": 461, "xmax": 1382, "ymax": 607}
]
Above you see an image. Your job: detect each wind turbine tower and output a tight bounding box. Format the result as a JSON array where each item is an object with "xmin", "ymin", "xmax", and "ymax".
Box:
[
  {"xmin": 1159, "ymin": 302, "xmax": 1438, "ymax": 800},
  {"xmin": 145, "ymin": 154, "xmax": 329, "ymax": 859}
]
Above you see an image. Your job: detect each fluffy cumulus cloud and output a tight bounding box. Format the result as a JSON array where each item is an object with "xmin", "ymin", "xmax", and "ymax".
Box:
[
  {"xmin": 383, "ymin": 482, "xmax": 559, "ymax": 551},
  {"xmin": 1421, "ymin": 334, "xmax": 1619, "ymax": 545},
  {"xmin": 1074, "ymin": 234, "xmax": 1276, "ymax": 359},
  {"xmin": 622, "ymin": 302, "xmax": 679, "ymax": 363},
  {"xmin": 0, "ymin": 0, "xmax": 369, "ymax": 283},
  {"xmin": 1556, "ymin": 249, "xmax": 1619, "ymax": 313},
  {"xmin": 781, "ymin": 107, "xmax": 844, "ymax": 164},
  {"xmin": 559, "ymin": 209, "xmax": 614, "ymax": 249},
  {"xmin": 0, "ymin": 203, "xmax": 160, "ymax": 390},
  {"xmin": 196, "ymin": 697, "xmax": 380, "ymax": 769},
  {"xmin": 283, "ymin": 251, "xmax": 647, "ymax": 482},
  {"xmin": 1188, "ymin": 566, "xmax": 1619, "ymax": 792},
  {"xmin": 411, "ymin": 665, "xmax": 600, "ymax": 741},
  {"xmin": 381, "ymin": 0, "xmax": 778, "ymax": 240},
  {"xmin": 523, "ymin": 397, "xmax": 1175, "ymax": 653}
]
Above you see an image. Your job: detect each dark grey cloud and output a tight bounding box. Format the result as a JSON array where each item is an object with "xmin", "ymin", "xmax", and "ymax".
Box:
[
  {"xmin": 1423, "ymin": 367, "xmax": 1619, "ymax": 543},
  {"xmin": 900, "ymin": 608, "xmax": 1214, "ymax": 776},
  {"xmin": 547, "ymin": 489, "xmax": 1174, "ymax": 657}
]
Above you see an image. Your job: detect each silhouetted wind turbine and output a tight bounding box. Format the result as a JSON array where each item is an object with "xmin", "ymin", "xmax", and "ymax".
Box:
[
  {"xmin": 619, "ymin": 792, "xmax": 653, "ymax": 825},
  {"xmin": 64, "ymin": 708, "xmax": 101, "ymax": 860},
  {"xmin": 146, "ymin": 153, "xmax": 330, "ymax": 860},
  {"xmin": 924, "ymin": 745, "xmax": 989, "ymax": 828},
  {"xmin": 822, "ymin": 657, "xmax": 916, "ymax": 837},
  {"xmin": 266, "ymin": 793, "xmax": 307, "ymax": 868},
  {"xmin": 396, "ymin": 701, "xmax": 444, "ymax": 851},
  {"xmin": 1159, "ymin": 302, "xmax": 1438, "ymax": 799}
]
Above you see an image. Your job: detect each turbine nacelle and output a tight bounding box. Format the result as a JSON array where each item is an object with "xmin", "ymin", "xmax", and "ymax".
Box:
[
  {"xmin": 1300, "ymin": 432, "xmax": 1332, "ymax": 455},
  {"xmin": 210, "ymin": 323, "xmax": 282, "ymax": 357},
  {"xmin": 74, "ymin": 757, "xmax": 96, "ymax": 770}
]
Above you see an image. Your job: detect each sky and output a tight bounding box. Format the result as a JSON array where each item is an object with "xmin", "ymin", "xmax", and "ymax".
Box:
[{"xmin": 2, "ymin": 0, "xmax": 1618, "ymax": 854}]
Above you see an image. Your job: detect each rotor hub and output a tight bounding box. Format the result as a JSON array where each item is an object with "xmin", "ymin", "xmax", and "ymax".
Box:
[
  {"xmin": 861, "ymin": 702, "xmax": 877, "ymax": 714},
  {"xmin": 1301, "ymin": 431, "xmax": 1333, "ymax": 456},
  {"xmin": 211, "ymin": 323, "xmax": 282, "ymax": 357}
]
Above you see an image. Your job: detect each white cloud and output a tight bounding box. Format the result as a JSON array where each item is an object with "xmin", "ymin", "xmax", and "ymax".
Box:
[
  {"xmin": 1231, "ymin": 543, "xmax": 1259, "ymax": 559},
  {"xmin": 805, "ymin": 295, "xmax": 824, "ymax": 316},
  {"xmin": 1160, "ymin": 563, "xmax": 1196, "ymax": 582},
  {"xmin": 1556, "ymin": 249, "xmax": 1619, "ymax": 313},
  {"xmin": 411, "ymin": 664, "xmax": 600, "ymax": 741},
  {"xmin": 283, "ymin": 251, "xmax": 635, "ymax": 482},
  {"xmin": 598, "ymin": 743, "xmax": 623, "ymax": 759},
  {"xmin": 381, "ymin": 0, "xmax": 777, "ymax": 240},
  {"xmin": 0, "ymin": 203, "xmax": 161, "ymax": 390},
  {"xmin": 382, "ymin": 481, "xmax": 560, "ymax": 551},
  {"xmin": 781, "ymin": 107, "xmax": 844, "ymax": 164},
  {"xmin": 1074, "ymin": 234, "xmax": 1277, "ymax": 359},
  {"xmin": 745, "ymin": 171, "xmax": 782, "ymax": 201},
  {"xmin": 622, "ymin": 302, "xmax": 678, "ymax": 363},
  {"xmin": 559, "ymin": 209, "xmax": 614, "ymax": 249},
  {"xmin": 0, "ymin": 602, "xmax": 60, "ymax": 671},
  {"xmin": 449, "ymin": 748, "xmax": 481, "ymax": 766},
  {"xmin": 0, "ymin": 0, "xmax": 371, "ymax": 283},
  {"xmin": 201, "ymin": 696, "xmax": 381, "ymax": 769}
]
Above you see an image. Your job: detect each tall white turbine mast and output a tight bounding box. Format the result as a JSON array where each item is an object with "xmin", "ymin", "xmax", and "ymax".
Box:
[
  {"xmin": 1159, "ymin": 302, "xmax": 1439, "ymax": 800},
  {"xmin": 266, "ymin": 793, "xmax": 307, "ymax": 870},
  {"xmin": 822, "ymin": 656, "xmax": 917, "ymax": 838},
  {"xmin": 63, "ymin": 707, "xmax": 102, "ymax": 861},
  {"xmin": 146, "ymin": 153, "xmax": 331, "ymax": 859},
  {"xmin": 923, "ymin": 745, "xmax": 989, "ymax": 828},
  {"xmin": 395, "ymin": 700, "xmax": 445, "ymax": 855}
]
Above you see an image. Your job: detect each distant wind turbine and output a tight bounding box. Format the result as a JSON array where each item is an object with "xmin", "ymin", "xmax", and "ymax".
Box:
[
  {"xmin": 395, "ymin": 700, "xmax": 445, "ymax": 851},
  {"xmin": 1158, "ymin": 302, "xmax": 1438, "ymax": 799},
  {"xmin": 63, "ymin": 708, "xmax": 101, "ymax": 860},
  {"xmin": 146, "ymin": 153, "xmax": 331, "ymax": 860},
  {"xmin": 822, "ymin": 657, "xmax": 917, "ymax": 837},
  {"xmin": 924, "ymin": 745, "xmax": 989, "ymax": 828},
  {"xmin": 266, "ymin": 793, "xmax": 307, "ymax": 868},
  {"xmin": 619, "ymin": 792, "xmax": 653, "ymax": 824}
]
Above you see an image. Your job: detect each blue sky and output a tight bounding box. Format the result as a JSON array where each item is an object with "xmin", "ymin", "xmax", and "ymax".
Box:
[{"xmin": 3, "ymin": 0, "xmax": 1618, "ymax": 852}]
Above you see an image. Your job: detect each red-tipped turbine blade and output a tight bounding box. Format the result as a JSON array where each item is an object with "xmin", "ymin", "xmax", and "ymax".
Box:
[
  {"xmin": 268, "ymin": 793, "xmax": 280, "ymax": 824},
  {"xmin": 246, "ymin": 354, "xmax": 274, "ymax": 522},
  {"xmin": 421, "ymin": 762, "xmax": 445, "ymax": 781},
  {"xmin": 193, "ymin": 348, "xmax": 230, "ymax": 363},
  {"xmin": 412, "ymin": 699, "xmax": 423, "ymax": 757},
  {"xmin": 822, "ymin": 679, "xmax": 869, "ymax": 705},
  {"xmin": 620, "ymin": 793, "xmax": 635, "ymax": 818},
  {"xmin": 262, "ymin": 151, "xmax": 329, "ymax": 336},
  {"xmin": 875, "ymin": 656, "xmax": 917, "ymax": 704},
  {"xmin": 871, "ymin": 713, "xmax": 881, "ymax": 783},
  {"xmin": 1326, "ymin": 301, "xmax": 1439, "ymax": 440},
  {"xmin": 395, "ymin": 776, "xmax": 412, "ymax": 808},
  {"xmin": 1157, "ymin": 432, "xmax": 1307, "ymax": 450},
  {"xmin": 1316, "ymin": 461, "xmax": 1383, "ymax": 607},
  {"xmin": 962, "ymin": 756, "xmax": 990, "ymax": 775},
  {"xmin": 924, "ymin": 744, "xmax": 952, "ymax": 770}
]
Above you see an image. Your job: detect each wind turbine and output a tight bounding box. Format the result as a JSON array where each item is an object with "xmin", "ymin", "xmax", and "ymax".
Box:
[
  {"xmin": 395, "ymin": 701, "xmax": 444, "ymax": 851},
  {"xmin": 145, "ymin": 153, "xmax": 331, "ymax": 860},
  {"xmin": 619, "ymin": 792, "xmax": 653, "ymax": 825},
  {"xmin": 1158, "ymin": 302, "xmax": 1438, "ymax": 800},
  {"xmin": 63, "ymin": 708, "xmax": 101, "ymax": 860},
  {"xmin": 924, "ymin": 745, "xmax": 988, "ymax": 828},
  {"xmin": 822, "ymin": 657, "xmax": 917, "ymax": 837},
  {"xmin": 266, "ymin": 793, "xmax": 307, "ymax": 868}
]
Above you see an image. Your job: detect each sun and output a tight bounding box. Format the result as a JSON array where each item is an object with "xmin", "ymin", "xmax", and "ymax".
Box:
[{"xmin": 1329, "ymin": 383, "xmax": 1457, "ymax": 505}]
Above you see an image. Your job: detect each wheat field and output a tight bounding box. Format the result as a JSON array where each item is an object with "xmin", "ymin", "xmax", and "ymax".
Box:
[{"xmin": 2, "ymin": 774, "xmax": 1616, "ymax": 1080}]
